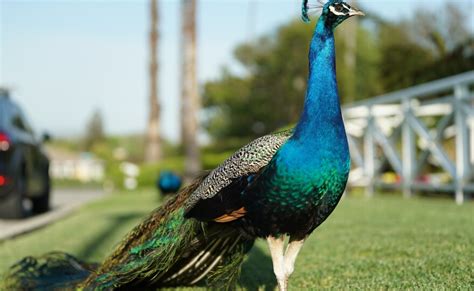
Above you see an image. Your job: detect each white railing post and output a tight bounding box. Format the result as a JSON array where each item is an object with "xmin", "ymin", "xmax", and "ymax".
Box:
[
  {"xmin": 402, "ymin": 98, "xmax": 415, "ymax": 198},
  {"xmin": 364, "ymin": 107, "xmax": 375, "ymax": 197},
  {"xmin": 454, "ymin": 84, "xmax": 469, "ymax": 204}
]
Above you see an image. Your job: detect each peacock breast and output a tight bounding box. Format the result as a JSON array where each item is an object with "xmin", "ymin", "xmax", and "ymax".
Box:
[
  {"xmin": 243, "ymin": 139, "xmax": 350, "ymax": 237},
  {"xmin": 270, "ymin": 148, "xmax": 350, "ymax": 210}
]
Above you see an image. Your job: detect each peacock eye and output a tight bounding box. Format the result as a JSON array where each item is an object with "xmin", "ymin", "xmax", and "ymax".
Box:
[{"xmin": 334, "ymin": 4, "xmax": 343, "ymax": 12}]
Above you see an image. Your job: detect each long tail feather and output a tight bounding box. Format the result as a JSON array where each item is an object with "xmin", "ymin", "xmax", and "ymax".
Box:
[
  {"xmin": 82, "ymin": 194, "xmax": 254, "ymax": 289},
  {"xmin": 1, "ymin": 252, "xmax": 97, "ymax": 290},
  {"xmin": 1, "ymin": 174, "xmax": 254, "ymax": 290}
]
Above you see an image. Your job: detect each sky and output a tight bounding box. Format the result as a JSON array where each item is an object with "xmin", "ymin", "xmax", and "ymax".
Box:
[{"xmin": 1, "ymin": 0, "xmax": 473, "ymax": 142}]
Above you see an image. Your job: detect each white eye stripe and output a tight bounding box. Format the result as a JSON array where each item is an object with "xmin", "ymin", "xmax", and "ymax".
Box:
[
  {"xmin": 329, "ymin": 5, "xmax": 347, "ymax": 16},
  {"xmin": 342, "ymin": 3, "xmax": 350, "ymax": 10}
]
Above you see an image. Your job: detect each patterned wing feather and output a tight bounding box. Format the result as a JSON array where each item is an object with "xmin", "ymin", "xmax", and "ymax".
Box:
[{"xmin": 184, "ymin": 129, "xmax": 292, "ymax": 213}]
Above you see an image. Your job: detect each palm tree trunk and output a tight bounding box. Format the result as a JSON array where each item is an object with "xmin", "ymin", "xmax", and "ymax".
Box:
[
  {"xmin": 181, "ymin": 0, "xmax": 201, "ymax": 178},
  {"xmin": 145, "ymin": 0, "xmax": 161, "ymax": 163}
]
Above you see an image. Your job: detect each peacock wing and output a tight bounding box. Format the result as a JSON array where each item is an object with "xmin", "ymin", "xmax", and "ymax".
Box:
[{"xmin": 184, "ymin": 129, "xmax": 292, "ymax": 221}]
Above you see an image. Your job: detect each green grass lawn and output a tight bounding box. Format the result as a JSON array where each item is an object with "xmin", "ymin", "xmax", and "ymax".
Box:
[{"xmin": 1, "ymin": 191, "xmax": 473, "ymax": 290}]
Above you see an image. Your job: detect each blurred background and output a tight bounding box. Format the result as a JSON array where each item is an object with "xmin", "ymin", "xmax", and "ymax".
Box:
[
  {"xmin": 2, "ymin": 0, "xmax": 472, "ymax": 194},
  {"xmin": 0, "ymin": 0, "xmax": 473, "ymax": 288}
]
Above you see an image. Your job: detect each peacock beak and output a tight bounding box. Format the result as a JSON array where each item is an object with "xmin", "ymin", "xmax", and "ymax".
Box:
[{"xmin": 349, "ymin": 7, "xmax": 365, "ymax": 17}]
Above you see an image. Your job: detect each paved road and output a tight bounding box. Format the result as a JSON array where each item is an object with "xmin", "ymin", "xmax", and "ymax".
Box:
[
  {"xmin": 49, "ymin": 188, "xmax": 104, "ymax": 208},
  {"xmin": 0, "ymin": 188, "xmax": 105, "ymax": 240}
]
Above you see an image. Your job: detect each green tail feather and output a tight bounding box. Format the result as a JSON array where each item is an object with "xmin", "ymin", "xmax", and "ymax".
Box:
[
  {"xmin": 82, "ymin": 205, "xmax": 254, "ymax": 289},
  {"xmin": 1, "ymin": 251, "xmax": 97, "ymax": 290},
  {"xmin": 206, "ymin": 241, "xmax": 254, "ymax": 290},
  {"xmin": 2, "ymin": 175, "xmax": 255, "ymax": 290},
  {"xmin": 83, "ymin": 208, "xmax": 201, "ymax": 289}
]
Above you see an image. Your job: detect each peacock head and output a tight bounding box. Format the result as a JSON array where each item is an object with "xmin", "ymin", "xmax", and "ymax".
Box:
[{"xmin": 302, "ymin": 0, "xmax": 365, "ymax": 30}]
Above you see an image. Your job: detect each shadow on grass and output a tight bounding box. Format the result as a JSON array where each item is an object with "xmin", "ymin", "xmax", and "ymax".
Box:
[
  {"xmin": 76, "ymin": 212, "xmax": 145, "ymax": 260},
  {"xmin": 240, "ymin": 245, "xmax": 276, "ymax": 291}
]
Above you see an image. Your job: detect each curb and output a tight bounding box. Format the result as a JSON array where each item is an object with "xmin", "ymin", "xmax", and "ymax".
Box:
[{"xmin": 0, "ymin": 203, "xmax": 82, "ymax": 241}]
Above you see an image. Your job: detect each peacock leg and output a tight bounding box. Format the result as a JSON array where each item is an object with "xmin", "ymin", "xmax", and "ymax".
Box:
[
  {"xmin": 266, "ymin": 235, "xmax": 287, "ymax": 291},
  {"xmin": 283, "ymin": 237, "xmax": 306, "ymax": 287}
]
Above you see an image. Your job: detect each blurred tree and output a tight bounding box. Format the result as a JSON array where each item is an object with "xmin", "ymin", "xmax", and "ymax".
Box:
[
  {"xmin": 352, "ymin": 26, "xmax": 382, "ymax": 99},
  {"xmin": 406, "ymin": 3, "xmax": 473, "ymax": 83},
  {"xmin": 181, "ymin": 0, "xmax": 201, "ymax": 177},
  {"xmin": 84, "ymin": 109, "xmax": 105, "ymax": 151},
  {"xmin": 374, "ymin": 3, "xmax": 472, "ymax": 91},
  {"xmin": 410, "ymin": 3, "xmax": 470, "ymax": 57},
  {"xmin": 145, "ymin": 0, "xmax": 162, "ymax": 163},
  {"xmin": 336, "ymin": 23, "xmax": 381, "ymax": 102},
  {"xmin": 204, "ymin": 70, "xmax": 254, "ymax": 139},
  {"xmin": 412, "ymin": 38, "xmax": 474, "ymax": 84},
  {"xmin": 376, "ymin": 21, "xmax": 435, "ymax": 91}
]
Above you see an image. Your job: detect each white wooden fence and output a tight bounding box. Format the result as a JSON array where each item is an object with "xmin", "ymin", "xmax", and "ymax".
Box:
[{"xmin": 343, "ymin": 71, "xmax": 474, "ymax": 204}]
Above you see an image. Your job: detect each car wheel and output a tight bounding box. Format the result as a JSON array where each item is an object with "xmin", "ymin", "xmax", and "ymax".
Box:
[
  {"xmin": 32, "ymin": 177, "xmax": 50, "ymax": 214},
  {"xmin": 0, "ymin": 178, "xmax": 27, "ymax": 219}
]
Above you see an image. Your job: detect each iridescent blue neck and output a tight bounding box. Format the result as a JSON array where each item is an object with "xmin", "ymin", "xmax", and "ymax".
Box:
[{"xmin": 292, "ymin": 18, "xmax": 342, "ymax": 141}]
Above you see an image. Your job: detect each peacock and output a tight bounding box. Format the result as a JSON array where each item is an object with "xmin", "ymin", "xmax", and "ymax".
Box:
[
  {"xmin": 1, "ymin": 1, "xmax": 364, "ymax": 290},
  {"xmin": 157, "ymin": 171, "xmax": 182, "ymax": 195}
]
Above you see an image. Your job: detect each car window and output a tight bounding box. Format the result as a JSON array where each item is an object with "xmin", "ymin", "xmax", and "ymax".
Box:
[
  {"xmin": 19, "ymin": 109, "xmax": 35, "ymax": 135},
  {"xmin": 12, "ymin": 117, "xmax": 26, "ymax": 131},
  {"xmin": 9, "ymin": 104, "xmax": 34, "ymax": 135}
]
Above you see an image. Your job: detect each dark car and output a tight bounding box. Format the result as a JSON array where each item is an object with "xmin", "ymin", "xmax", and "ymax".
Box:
[{"xmin": 0, "ymin": 89, "xmax": 51, "ymax": 219}]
